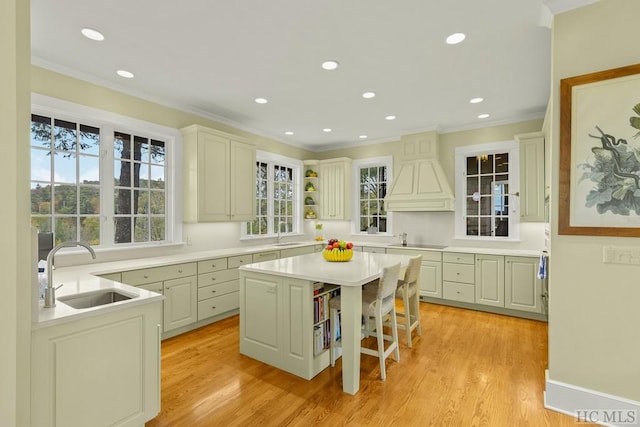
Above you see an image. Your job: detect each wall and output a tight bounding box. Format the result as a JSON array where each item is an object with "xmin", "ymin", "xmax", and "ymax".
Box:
[
  {"xmin": 549, "ymin": 0, "xmax": 640, "ymax": 404},
  {"xmin": 1, "ymin": 0, "xmax": 32, "ymax": 425}
]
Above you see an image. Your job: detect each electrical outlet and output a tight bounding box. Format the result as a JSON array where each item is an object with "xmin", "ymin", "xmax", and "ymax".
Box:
[{"xmin": 603, "ymin": 246, "xmax": 640, "ymax": 265}]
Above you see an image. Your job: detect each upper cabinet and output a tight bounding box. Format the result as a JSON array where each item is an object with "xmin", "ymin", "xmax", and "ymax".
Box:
[
  {"xmin": 516, "ymin": 131, "xmax": 545, "ymax": 222},
  {"xmin": 318, "ymin": 158, "xmax": 351, "ymax": 220},
  {"xmin": 182, "ymin": 125, "xmax": 256, "ymax": 222}
]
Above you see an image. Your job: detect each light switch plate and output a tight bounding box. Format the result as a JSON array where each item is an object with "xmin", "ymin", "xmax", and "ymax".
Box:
[{"xmin": 603, "ymin": 246, "xmax": 640, "ymax": 265}]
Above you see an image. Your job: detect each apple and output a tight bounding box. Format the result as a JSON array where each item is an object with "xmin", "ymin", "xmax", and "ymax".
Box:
[
  {"xmin": 332, "ymin": 242, "xmax": 340, "ymax": 249},
  {"xmin": 346, "ymin": 242, "xmax": 353, "ymax": 249}
]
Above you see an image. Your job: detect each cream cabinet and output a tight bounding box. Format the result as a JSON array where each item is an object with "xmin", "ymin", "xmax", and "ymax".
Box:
[
  {"xmin": 197, "ymin": 255, "xmax": 241, "ymax": 321},
  {"xmin": 318, "ymin": 158, "xmax": 351, "ymax": 220},
  {"xmin": 182, "ymin": 124, "xmax": 256, "ymax": 222},
  {"xmin": 442, "ymin": 252, "xmax": 475, "ymax": 303},
  {"xmin": 280, "ymin": 245, "xmax": 315, "ymax": 258},
  {"xmin": 475, "ymin": 254, "xmax": 505, "ymax": 307},
  {"xmin": 163, "ymin": 276, "xmax": 198, "ymax": 331},
  {"xmin": 516, "ymin": 131, "xmax": 545, "ymax": 222},
  {"xmin": 240, "ymin": 271, "xmax": 332, "ymax": 380},
  {"xmin": 361, "ymin": 246, "xmax": 385, "ymax": 254},
  {"xmin": 31, "ymin": 300, "xmax": 162, "ymax": 427},
  {"xmin": 121, "ymin": 262, "xmax": 197, "ymax": 333},
  {"xmin": 386, "ymin": 248, "xmax": 443, "ymax": 298},
  {"xmin": 505, "ymin": 256, "xmax": 544, "ymax": 314}
]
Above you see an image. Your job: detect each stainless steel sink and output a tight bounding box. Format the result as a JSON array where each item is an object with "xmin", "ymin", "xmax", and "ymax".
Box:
[
  {"xmin": 272, "ymin": 242, "xmax": 307, "ymax": 247},
  {"xmin": 58, "ymin": 289, "xmax": 134, "ymax": 309}
]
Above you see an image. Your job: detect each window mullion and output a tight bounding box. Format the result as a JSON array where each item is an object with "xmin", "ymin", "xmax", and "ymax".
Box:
[{"xmin": 101, "ymin": 125, "xmax": 115, "ymax": 246}]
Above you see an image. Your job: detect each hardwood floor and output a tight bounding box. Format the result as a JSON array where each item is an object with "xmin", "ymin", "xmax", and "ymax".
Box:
[{"xmin": 146, "ymin": 302, "xmax": 580, "ymax": 426}]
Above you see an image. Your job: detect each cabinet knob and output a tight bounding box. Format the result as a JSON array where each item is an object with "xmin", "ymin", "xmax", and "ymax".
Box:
[
  {"xmin": 143, "ymin": 275, "xmax": 149, "ymax": 279},
  {"xmin": 211, "ymin": 277, "xmax": 216, "ymax": 281},
  {"xmin": 211, "ymin": 306, "xmax": 216, "ymax": 310},
  {"xmin": 211, "ymin": 290, "xmax": 216, "ymax": 293},
  {"xmin": 178, "ymin": 269, "xmax": 183, "ymax": 273},
  {"xmin": 212, "ymin": 264, "xmax": 217, "ymax": 268}
]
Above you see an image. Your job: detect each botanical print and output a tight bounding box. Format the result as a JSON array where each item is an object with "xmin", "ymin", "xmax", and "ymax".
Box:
[{"xmin": 570, "ymin": 73, "xmax": 640, "ymax": 228}]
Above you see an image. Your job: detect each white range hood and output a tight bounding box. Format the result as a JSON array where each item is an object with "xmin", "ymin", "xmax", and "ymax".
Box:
[{"xmin": 385, "ymin": 132, "xmax": 455, "ymax": 212}]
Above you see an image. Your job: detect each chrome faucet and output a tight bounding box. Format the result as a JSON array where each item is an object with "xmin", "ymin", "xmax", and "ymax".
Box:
[
  {"xmin": 44, "ymin": 241, "xmax": 96, "ymax": 308},
  {"xmin": 277, "ymin": 221, "xmax": 287, "ymax": 243}
]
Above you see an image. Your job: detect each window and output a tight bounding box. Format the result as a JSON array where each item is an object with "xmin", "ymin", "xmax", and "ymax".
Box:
[
  {"xmin": 455, "ymin": 141, "xmax": 519, "ymax": 239},
  {"xmin": 31, "ymin": 115, "xmax": 102, "ymax": 245},
  {"xmin": 352, "ymin": 157, "xmax": 392, "ymax": 234},
  {"xmin": 30, "ymin": 97, "xmax": 179, "ymax": 248},
  {"xmin": 244, "ymin": 152, "xmax": 302, "ymax": 238}
]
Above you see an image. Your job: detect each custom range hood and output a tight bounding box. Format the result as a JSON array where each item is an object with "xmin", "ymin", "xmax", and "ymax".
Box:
[{"xmin": 385, "ymin": 131, "xmax": 455, "ymax": 212}]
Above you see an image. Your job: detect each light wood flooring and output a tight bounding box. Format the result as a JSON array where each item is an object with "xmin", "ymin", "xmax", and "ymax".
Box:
[{"xmin": 146, "ymin": 302, "xmax": 581, "ymax": 426}]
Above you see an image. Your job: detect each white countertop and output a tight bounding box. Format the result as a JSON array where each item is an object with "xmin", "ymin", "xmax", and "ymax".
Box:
[
  {"xmin": 239, "ymin": 251, "xmax": 411, "ymax": 286},
  {"xmin": 37, "ymin": 239, "xmax": 543, "ymax": 329}
]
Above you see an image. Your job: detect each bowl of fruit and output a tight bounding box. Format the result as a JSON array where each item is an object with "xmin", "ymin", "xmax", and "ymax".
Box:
[{"xmin": 322, "ymin": 238, "xmax": 354, "ymax": 262}]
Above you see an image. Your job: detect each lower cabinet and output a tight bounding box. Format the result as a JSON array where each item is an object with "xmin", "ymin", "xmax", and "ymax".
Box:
[
  {"xmin": 239, "ymin": 271, "xmax": 331, "ymax": 380},
  {"xmin": 442, "ymin": 252, "xmax": 475, "ymax": 303},
  {"xmin": 31, "ymin": 301, "xmax": 162, "ymax": 427},
  {"xmin": 505, "ymin": 256, "xmax": 543, "ymax": 314},
  {"xmin": 164, "ymin": 276, "xmax": 198, "ymax": 331},
  {"xmin": 475, "ymin": 254, "xmax": 505, "ymax": 307},
  {"xmin": 386, "ymin": 248, "xmax": 442, "ymax": 298}
]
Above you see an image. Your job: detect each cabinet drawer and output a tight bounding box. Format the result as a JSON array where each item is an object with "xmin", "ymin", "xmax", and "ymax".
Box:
[
  {"xmin": 443, "ymin": 263, "xmax": 475, "ymax": 284},
  {"xmin": 228, "ymin": 254, "xmax": 252, "ymax": 268},
  {"xmin": 362, "ymin": 246, "xmax": 386, "ymax": 254},
  {"xmin": 197, "ymin": 269, "xmax": 239, "ymax": 287},
  {"xmin": 443, "ymin": 281, "xmax": 475, "ymax": 303},
  {"xmin": 386, "ymin": 248, "xmax": 442, "ymax": 262},
  {"xmin": 198, "ymin": 280, "xmax": 239, "ymax": 301},
  {"xmin": 443, "ymin": 252, "xmax": 475, "ymax": 264},
  {"xmin": 138, "ymin": 282, "xmax": 164, "ymax": 294},
  {"xmin": 122, "ymin": 262, "xmax": 197, "ymax": 285},
  {"xmin": 197, "ymin": 257, "xmax": 228, "ymax": 274},
  {"xmin": 253, "ymin": 251, "xmax": 280, "ymax": 262},
  {"xmin": 198, "ymin": 291, "xmax": 239, "ymax": 320}
]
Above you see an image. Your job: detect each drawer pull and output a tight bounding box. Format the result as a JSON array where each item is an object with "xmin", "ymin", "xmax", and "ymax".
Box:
[
  {"xmin": 211, "ymin": 306, "xmax": 216, "ymax": 310},
  {"xmin": 211, "ymin": 264, "xmax": 217, "ymax": 268},
  {"xmin": 178, "ymin": 269, "xmax": 183, "ymax": 273},
  {"xmin": 211, "ymin": 290, "xmax": 216, "ymax": 294},
  {"xmin": 211, "ymin": 277, "xmax": 216, "ymax": 281},
  {"xmin": 144, "ymin": 275, "xmax": 149, "ymax": 279}
]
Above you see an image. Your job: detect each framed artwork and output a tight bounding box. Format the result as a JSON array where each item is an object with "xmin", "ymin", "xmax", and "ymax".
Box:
[{"xmin": 559, "ymin": 63, "xmax": 640, "ymax": 237}]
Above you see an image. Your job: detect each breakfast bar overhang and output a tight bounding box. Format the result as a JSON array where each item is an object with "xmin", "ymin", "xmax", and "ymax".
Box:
[{"xmin": 239, "ymin": 251, "xmax": 410, "ymax": 394}]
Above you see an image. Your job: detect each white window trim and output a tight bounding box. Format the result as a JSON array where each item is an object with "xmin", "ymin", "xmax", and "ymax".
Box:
[
  {"xmin": 454, "ymin": 140, "xmax": 520, "ymax": 241},
  {"xmin": 351, "ymin": 156, "xmax": 393, "ymax": 236},
  {"xmin": 31, "ymin": 93, "xmax": 183, "ymax": 249},
  {"xmin": 241, "ymin": 150, "xmax": 303, "ymax": 241}
]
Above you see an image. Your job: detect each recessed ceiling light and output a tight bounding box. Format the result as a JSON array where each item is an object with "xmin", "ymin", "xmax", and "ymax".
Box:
[
  {"xmin": 321, "ymin": 60, "xmax": 339, "ymax": 71},
  {"xmin": 362, "ymin": 92, "xmax": 376, "ymax": 99},
  {"xmin": 359, "ymin": 135, "xmax": 368, "ymax": 139},
  {"xmin": 470, "ymin": 97, "xmax": 484, "ymax": 104},
  {"xmin": 116, "ymin": 70, "xmax": 134, "ymax": 79},
  {"xmin": 385, "ymin": 115, "xmax": 396, "ymax": 121},
  {"xmin": 446, "ymin": 33, "xmax": 466, "ymax": 45},
  {"xmin": 322, "ymin": 128, "xmax": 332, "ymax": 133},
  {"xmin": 478, "ymin": 113, "xmax": 490, "ymax": 119},
  {"xmin": 285, "ymin": 131, "xmax": 294, "ymax": 136},
  {"xmin": 81, "ymin": 28, "xmax": 104, "ymax": 41},
  {"xmin": 255, "ymin": 97, "xmax": 268, "ymax": 104}
]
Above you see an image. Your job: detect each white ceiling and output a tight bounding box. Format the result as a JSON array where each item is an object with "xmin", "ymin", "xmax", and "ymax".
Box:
[{"xmin": 30, "ymin": 1, "xmax": 595, "ymax": 152}]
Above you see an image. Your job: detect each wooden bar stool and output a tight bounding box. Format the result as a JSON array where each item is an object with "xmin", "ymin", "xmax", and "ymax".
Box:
[{"xmin": 329, "ymin": 262, "xmax": 401, "ymax": 380}]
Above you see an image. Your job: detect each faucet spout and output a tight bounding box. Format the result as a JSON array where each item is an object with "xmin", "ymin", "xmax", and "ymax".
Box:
[{"xmin": 44, "ymin": 241, "xmax": 96, "ymax": 308}]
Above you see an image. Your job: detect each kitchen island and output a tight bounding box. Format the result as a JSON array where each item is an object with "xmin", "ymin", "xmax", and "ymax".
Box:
[{"xmin": 239, "ymin": 251, "xmax": 410, "ymax": 394}]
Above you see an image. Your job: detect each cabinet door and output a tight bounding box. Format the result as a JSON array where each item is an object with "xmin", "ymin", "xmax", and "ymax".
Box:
[
  {"xmin": 230, "ymin": 139, "xmax": 256, "ymax": 221},
  {"xmin": 505, "ymin": 256, "xmax": 543, "ymax": 313},
  {"xmin": 420, "ymin": 260, "xmax": 442, "ymax": 298},
  {"xmin": 163, "ymin": 276, "xmax": 197, "ymax": 332},
  {"xmin": 518, "ymin": 132, "xmax": 545, "ymax": 222},
  {"xmin": 240, "ymin": 274, "xmax": 281, "ymax": 367},
  {"xmin": 197, "ymin": 131, "xmax": 230, "ymax": 221},
  {"xmin": 475, "ymin": 255, "xmax": 505, "ymax": 307},
  {"xmin": 319, "ymin": 159, "xmax": 351, "ymax": 220},
  {"xmin": 281, "ymin": 277, "xmax": 312, "ymax": 377}
]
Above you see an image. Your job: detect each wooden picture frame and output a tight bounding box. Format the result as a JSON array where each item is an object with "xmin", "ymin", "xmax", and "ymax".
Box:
[{"xmin": 559, "ymin": 63, "xmax": 640, "ymax": 237}]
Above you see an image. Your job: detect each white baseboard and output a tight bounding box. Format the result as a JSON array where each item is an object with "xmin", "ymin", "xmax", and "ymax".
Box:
[{"xmin": 544, "ymin": 370, "xmax": 640, "ymax": 426}]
